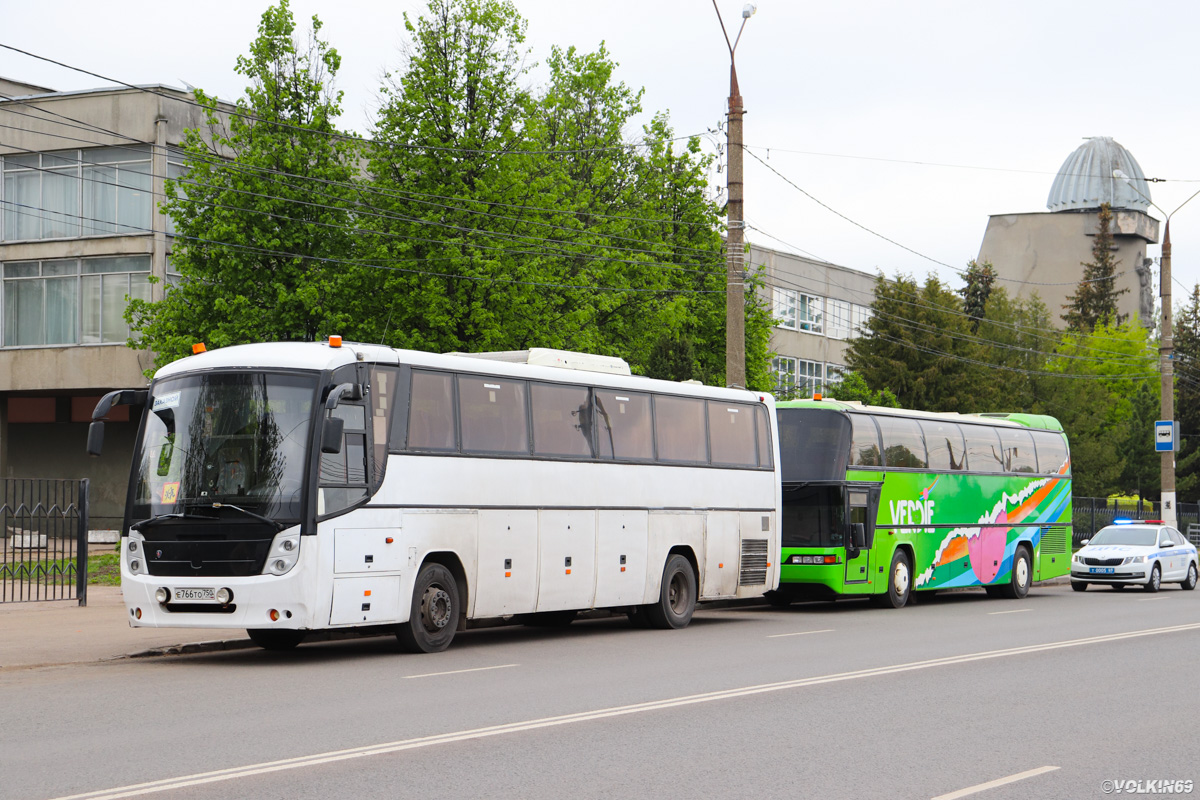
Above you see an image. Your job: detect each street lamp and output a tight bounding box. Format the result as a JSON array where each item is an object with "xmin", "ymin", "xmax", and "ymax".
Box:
[
  {"xmin": 1114, "ymin": 169, "xmax": 1200, "ymax": 527},
  {"xmin": 713, "ymin": 2, "xmax": 756, "ymax": 389}
]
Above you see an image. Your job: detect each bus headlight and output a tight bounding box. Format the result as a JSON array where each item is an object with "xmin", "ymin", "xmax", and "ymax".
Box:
[
  {"xmin": 126, "ymin": 531, "xmax": 149, "ymax": 575},
  {"xmin": 263, "ymin": 532, "xmax": 301, "ymax": 576}
]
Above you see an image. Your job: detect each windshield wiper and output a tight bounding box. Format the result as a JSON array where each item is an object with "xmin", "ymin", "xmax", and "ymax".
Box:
[
  {"xmin": 130, "ymin": 511, "xmax": 219, "ymax": 531},
  {"xmin": 211, "ymin": 502, "xmax": 286, "ymax": 531}
]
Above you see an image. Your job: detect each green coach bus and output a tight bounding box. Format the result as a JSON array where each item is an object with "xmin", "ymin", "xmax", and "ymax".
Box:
[{"xmin": 768, "ymin": 399, "xmax": 1072, "ymax": 608}]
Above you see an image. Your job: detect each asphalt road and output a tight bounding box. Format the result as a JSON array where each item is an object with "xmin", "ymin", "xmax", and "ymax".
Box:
[{"xmin": 3, "ymin": 584, "xmax": 1199, "ymax": 800}]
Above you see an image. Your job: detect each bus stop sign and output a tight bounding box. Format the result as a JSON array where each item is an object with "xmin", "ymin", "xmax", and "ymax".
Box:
[{"xmin": 1155, "ymin": 420, "xmax": 1178, "ymax": 452}]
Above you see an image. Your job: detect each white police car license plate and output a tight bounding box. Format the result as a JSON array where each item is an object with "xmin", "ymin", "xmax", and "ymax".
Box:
[
  {"xmin": 174, "ymin": 587, "xmax": 216, "ymax": 602},
  {"xmin": 1088, "ymin": 567, "xmax": 1115, "ymax": 574}
]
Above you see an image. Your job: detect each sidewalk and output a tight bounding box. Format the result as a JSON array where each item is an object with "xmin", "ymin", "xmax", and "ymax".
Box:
[{"xmin": 0, "ymin": 586, "xmax": 248, "ymax": 671}]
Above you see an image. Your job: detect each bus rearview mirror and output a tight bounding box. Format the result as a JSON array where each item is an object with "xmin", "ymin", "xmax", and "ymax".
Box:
[
  {"xmin": 87, "ymin": 421, "xmax": 105, "ymax": 457},
  {"xmin": 321, "ymin": 417, "xmax": 345, "ymax": 454}
]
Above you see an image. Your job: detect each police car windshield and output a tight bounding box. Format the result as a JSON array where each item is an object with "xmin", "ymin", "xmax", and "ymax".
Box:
[{"xmin": 1089, "ymin": 527, "xmax": 1157, "ymax": 547}]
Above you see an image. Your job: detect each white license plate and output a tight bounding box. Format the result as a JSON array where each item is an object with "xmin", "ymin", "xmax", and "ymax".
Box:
[
  {"xmin": 174, "ymin": 587, "xmax": 216, "ymax": 602},
  {"xmin": 1088, "ymin": 567, "xmax": 1115, "ymax": 574}
]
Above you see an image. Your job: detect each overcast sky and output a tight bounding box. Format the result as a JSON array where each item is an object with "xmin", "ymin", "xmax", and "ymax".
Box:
[{"xmin": 4, "ymin": 0, "xmax": 1200, "ymax": 300}]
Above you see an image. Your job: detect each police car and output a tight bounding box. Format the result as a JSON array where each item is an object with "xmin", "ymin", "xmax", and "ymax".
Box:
[{"xmin": 1071, "ymin": 520, "xmax": 1199, "ymax": 592}]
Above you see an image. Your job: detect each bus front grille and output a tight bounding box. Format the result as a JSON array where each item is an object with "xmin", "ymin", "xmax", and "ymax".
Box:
[{"xmin": 739, "ymin": 538, "xmax": 769, "ymax": 586}]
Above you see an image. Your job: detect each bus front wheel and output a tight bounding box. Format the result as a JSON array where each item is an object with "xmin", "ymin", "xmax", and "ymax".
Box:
[
  {"xmin": 872, "ymin": 550, "xmax": 911, "ymax": 608},
  {"xmin": 643, "ymin": 554, "xmax": 697, "ymax": 629},
  {"xmin": 398, "ymin": 563, "xmax": 459, "ymax": 653}
]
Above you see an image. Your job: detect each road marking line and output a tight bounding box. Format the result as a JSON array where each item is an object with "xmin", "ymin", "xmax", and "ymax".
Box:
[
  {"xmin": 987, "ymin": 608, "xmax": 1031, "ymax": 615},
  {"xmin": 404, "ymin": 664, "xmax": 518, "ymax": 679},
  {"xmin": 1137, "ymin": 597, "xmax": 1168, "ymax": 602},
  {"xmin": 767, "ymin": 628, "xmax": 834, "ymax": 638},
  {"xmin": 931, "ymin": 765, "xmax": 1059, "ymax": 799},
  {"xmin": 51, "ymin": 622, "xmax": 1200, "ymax": 800}
]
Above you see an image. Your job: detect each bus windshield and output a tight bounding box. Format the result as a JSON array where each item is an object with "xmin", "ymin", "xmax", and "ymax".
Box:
[{"xmin": 131, "ymin": 371, "xmax": 318, "ymax": 523}]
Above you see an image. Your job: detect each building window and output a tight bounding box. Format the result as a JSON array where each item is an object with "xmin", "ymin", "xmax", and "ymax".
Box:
[
  {"xmin": 2, "ymin": 256, "xmax": 151, "ymax": 348},
  {"xmin": 797, "ymin": 359, "xmax": 824, "ymax": 397},
  {"xmin": 772, "ymin": 356, "xmax": 797, "ymax": 398},
  {"xmin": 798, "ymin": 294, "xmax": 824, "ymax": 334},
  {"xmin": 850, "ymin": 304, "xmax": 871, "ymax": 338},
  {"xmin": 1, "ymin": 146, "xmax": 153, "ymax": 242},
  {"xmin": 827, "ymin": 299, "xmax": 851, "ymax": 339},
  {"xmin": 825, "ymin": 363, "xmax": 845, "ymax": 385},
  {"xmin": 773, "ymin": 287, "xmax": 798, "ymax": 330}
]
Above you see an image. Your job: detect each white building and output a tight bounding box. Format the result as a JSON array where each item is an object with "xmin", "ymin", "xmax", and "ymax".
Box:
[{"xmin": 750, "ymin": 242, "xmax": 877, "ymax": 398}]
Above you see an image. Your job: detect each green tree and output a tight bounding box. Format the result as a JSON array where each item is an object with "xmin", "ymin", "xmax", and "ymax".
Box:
[
  {"xmin": 1173, "ymin": 285, "xmax": 1200, "ymax": 501},
  {"xmin": 128, "ymin": 1, "xmax": 360, "ymax": 369},
  {"xmin": 362, "ymin": 0, "xmax": 771, "ymax": 387},
  {"xmin": 1034, "ymin": 320, "xmax": 1156, "ymax": 497},
  {"xmin": 823, "ymin": 371, "xmax": 900, "ymax": 407},
  {"xmin": 961, "ymin": 259, "xmax": 996, "ymax": 333},
  {"xmin": 1062, "ymin": 203, "xmax": 1128, "ymax": 332},
  {"xmin": 845, "ymin": 273, "xmax": 984, "ymax": 412},
  {"xmin": 1116, "ymin": 380, "xmax": 1161, "ymax": 499}
]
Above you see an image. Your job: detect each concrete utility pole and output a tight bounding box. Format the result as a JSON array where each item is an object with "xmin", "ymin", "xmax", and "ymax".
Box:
[
  {"xmin": 1161, "ymin": 221, "xmax": 1176, "ymax": 526},
  {"xmin": 1116, "ymin": 169, "xmax": 1200, "ymax": 528},
  {"xmin": 713, "ymin": 2, "xmax": 756, "ymax": 389}
]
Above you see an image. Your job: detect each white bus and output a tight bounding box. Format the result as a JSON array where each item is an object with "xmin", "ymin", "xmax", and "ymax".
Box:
[{"xmin": 88, "ymin": 340, "xmax": 781, "ymax": 652}]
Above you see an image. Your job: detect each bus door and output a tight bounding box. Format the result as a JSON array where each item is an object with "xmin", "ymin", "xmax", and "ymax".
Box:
[{"xmin": 844, "ymin": 487, "xmax": 878, "ymax": 585}]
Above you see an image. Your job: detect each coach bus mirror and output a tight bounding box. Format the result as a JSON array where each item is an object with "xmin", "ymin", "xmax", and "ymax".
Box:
[
  {"xmin": 324, "ymin": 382, "xmax": 362, "ymax": 411},
  {"xmin": 86, "ymin": 422, "xmax": 105, "ymax": 457},
  {"xmin": 321, "ymin": 416, "xmax": 345, "ymax": 454},
  {"xmin": 850, "ymin": 523, "xmax": 866, "ymax": 550}
]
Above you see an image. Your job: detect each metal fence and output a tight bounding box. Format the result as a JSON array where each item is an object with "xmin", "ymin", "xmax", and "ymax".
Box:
[
  {"xmin": 1072, "ymin": 496, "xmax": 1200, "ymax": 545},
  {"xmin": 0, "ymin": 479, "xmax": 89, "ymax": 605}
]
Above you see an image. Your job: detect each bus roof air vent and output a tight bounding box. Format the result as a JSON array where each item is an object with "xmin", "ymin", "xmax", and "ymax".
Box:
[{"xmin": 445, "ymin": 348, "xmax": 632, "ymax": 376}]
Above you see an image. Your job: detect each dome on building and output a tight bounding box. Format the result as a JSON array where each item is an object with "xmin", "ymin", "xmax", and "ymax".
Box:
[{"xmin": 1046, "ymin": 137, "xmax": 1151, "ymax": 213}]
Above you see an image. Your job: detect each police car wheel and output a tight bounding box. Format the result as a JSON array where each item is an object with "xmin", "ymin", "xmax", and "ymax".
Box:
[
  {"xmin": 1143, "ymin": 564, "xmax": 1161, "ymax": 593},
  {"xmin": 1071, "ymin": 581, "xmax": 1087, "ymax": 592},
  {"xmin": 1182, "ymin": 563, "xmax": 1198, "ymax": 591}
]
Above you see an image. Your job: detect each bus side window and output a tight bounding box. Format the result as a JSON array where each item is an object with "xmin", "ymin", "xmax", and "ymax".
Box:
[
  {"xmin": 708, "ymin": 401, "xmax": 757, "ymax": 467},
  {"xmin": 920, "ymin": 420, "xmax": 965, "ymax": 470},
  {"xmin": 755, "ymin": 405, "xmax": 774, "ymax": 469},
  {"xmin": 875, "ymin": 415, "xmax": 927, "ymax": 469},
  {"xmin": 654, "ymin": 395, "xmax": 707, "ymax": 464},
  {"xmin": 369, "ymin": 366, "xmax": 399, "ymax": 486},
  {"xmin": 458, "ymin": 375, "xmax": 529, "ymax": 455},
  {"xmin": 1031, "ymin": 430, "xmax": 1070, "ymax": 475},
  {"xmin": 848, "ymin": 414, "xmax": 882, "ymax": 467},
  {"xmin": 998, "ymin": 427, "xmax": 1037, "ymax": 473},
  {"xmin": 407, "ymin": 370, "xmax": 456, "ymax": 451},
  {"xmin": 595, "ymin": 390, "xmax": 654, "ymax": 461},
  {"xmin": 531, "ymin": 382, "xmax": 594, "ymax": 458},
  {"xmin": 961, "ymin": 424, "xmax": 1004, "ymax": 473}
]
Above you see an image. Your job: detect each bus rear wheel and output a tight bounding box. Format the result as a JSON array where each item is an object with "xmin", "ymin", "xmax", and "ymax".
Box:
[
  {"xmin": 998, "ymin": 546, "xmax": 1032, "ymax": 599},
  {"xmin": 398, "ymin": 563, "xmax": 459, "ymax": 653},
  {"xmin": 871, "ymin": 550, "xmax": 911, "ymax": 608},
  {"xmin": 643, "ymin": 554, "xmax": 697, "ymax": 629},
  {"xmin": 247, "ymin": 629, "xmax": 305, "ymax": 651}
]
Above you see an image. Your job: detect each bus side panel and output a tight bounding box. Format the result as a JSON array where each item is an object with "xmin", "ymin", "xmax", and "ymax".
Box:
[
  {"xmin": 473, "ymin": 509, "xmax": 537, "ymax": 617},
  {"xmin": 536, "ymin": 510, "xmax": 598, "ymax": 612},
  {"xmin": 388, "ymin": 510, "xmax": 478, "ymax": 623},
  {"xmin": 594, "ymin": 510, "xmax": 649, "ymax": 607},
  {"xmin": 702, "ymin": 512, "xmax": 740, "ymax": 598},
  {"xmin": 646, "ymin": 511, "xmax": 705, "ymax": 603}
]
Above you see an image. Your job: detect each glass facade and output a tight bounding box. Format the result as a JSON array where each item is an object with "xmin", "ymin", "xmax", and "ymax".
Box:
[{"xmin": 2, "ymin": 256, "xmax": 151, "ymax": 347}]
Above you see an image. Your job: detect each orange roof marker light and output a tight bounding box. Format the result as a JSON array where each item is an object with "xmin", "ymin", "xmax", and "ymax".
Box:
[
  {"xmin": 192, "ymin": 342, "xmax": 207, "ymax": 354},
  {"xmin": 328, "ymin": 335, "xmax": 342, "ymax": 348},
  {"xmin": 813, "ymin": 392, "xmax": 823, "ymax": 401}
]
